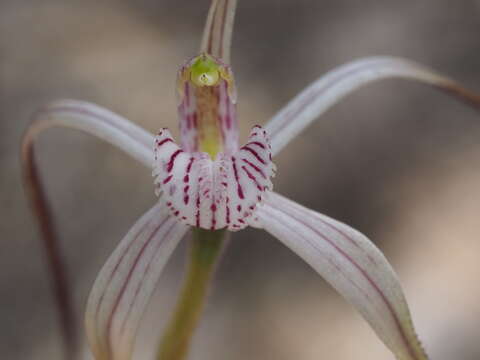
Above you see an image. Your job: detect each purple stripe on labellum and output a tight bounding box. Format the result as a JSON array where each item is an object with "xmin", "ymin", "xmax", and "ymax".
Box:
[
  {"xmin": 248, "ymin": 141, "xmax": 266, "ymax": 149},
  {"xmin": 210, "ymin": 203, "xmax": 217, "ymax": 230},
  {"xmin": 241, "ymin": 165, "xmax": 262, "ymax": 191},
  {"xmin": 231, "ymin": 156, "xmax": 244, "ymax": 199},
  {"xmin": 241, "ymin": 146, "xmax": 266, "ymax": 165},
  {"xmin": 167, "ymin": 149, "xmax": 183, "ymax": 172},
  {"xmin": 156, "ymin": 138, "xmax": 173, "ymax": 147},
  {"xmin": 242, "ymin": 158, "xmax": 266, "ymax": 179},
  {"xmin": 195, "ymin": 194, "xmax": 201, "ymax": 227},
  {"xmin": 226, "ymin": 197, "xmax": 231, "ymax": 224},
  {"xmin": 163, "ymin": 175, "xmax": 173, "ymax": 184},
  {"xmin": 186, "ymin": 157, "xmax": 195, "ymax": 173}
]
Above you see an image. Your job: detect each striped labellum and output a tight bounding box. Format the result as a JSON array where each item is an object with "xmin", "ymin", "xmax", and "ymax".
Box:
[{"xmin": 153, "ymin": 127, "xmax": 275, "ymax": 230}]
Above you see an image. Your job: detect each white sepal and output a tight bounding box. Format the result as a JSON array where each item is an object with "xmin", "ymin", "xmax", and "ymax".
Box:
[
  {"xmin": 85, "ymin": 203, "xmax": 189, "ymax": 360},
  {"xmin": 255, "ymin": 192, "xmax": 427, "ymax": 360},
  {"xmin": 266, "ymin": 56, "xmax": 480, "ymax": 156}
]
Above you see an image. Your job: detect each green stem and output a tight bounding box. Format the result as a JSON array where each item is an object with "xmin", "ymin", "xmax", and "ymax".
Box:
[{"xmin": 156, "ymin": 228, "xmax": 227, "ymax": 360}]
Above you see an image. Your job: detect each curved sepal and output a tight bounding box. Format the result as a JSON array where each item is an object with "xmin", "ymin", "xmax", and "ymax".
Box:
[
  {"xmin": 26, "ymin": 99, "xmax": 154, "ymax": 167},
  {"xmin": 253, "ymin": 192, "xmax": 427, "ymax": 360},
  {"xmin": 22, "ymin": 99, "xmax": 156, "ymax": 358},
  {"xmin": 153, "ymin": 126, "xmax": 275, "ymax": 231},
  {"xmin": 266, "ymin": 56, "xmax": 480, "ymax": 156},
  {"xmin": 85, "ymin": 203, "xmax": 189, "ymax": 360}
]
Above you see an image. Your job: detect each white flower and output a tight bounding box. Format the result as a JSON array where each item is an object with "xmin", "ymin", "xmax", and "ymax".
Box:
[{"xmin": 22, "ymin": 1, "xmax": 480, "ymax": 359}]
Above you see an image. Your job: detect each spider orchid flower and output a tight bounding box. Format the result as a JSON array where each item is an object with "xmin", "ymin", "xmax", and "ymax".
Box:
[{"xmin": 22, "ymin": 1, "xmax": 480, "ymax": 360}]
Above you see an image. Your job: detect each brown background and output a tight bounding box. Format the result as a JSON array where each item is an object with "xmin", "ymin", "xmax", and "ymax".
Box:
[{"xmin": 2, "ymin": 0, "xmax": 480, "ymax": 359}]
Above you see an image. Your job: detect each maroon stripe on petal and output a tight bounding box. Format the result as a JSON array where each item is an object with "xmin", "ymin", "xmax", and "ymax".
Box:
[
  {"xmin": 195, "ymin": 193, "xmax": 201, "ymax": 227},
  {"xmin": 162, "ymin": 175, "xmax": 173, "ymax": 184},
  {"xmin": 157, "ymin": 138, "xmax": 173, "ymax": 147},
  {"xmin": 241, "ymin": 146, "xmax": 266, "ymax": 165},
  {"xmin": 186, "ymin": 157, "xmax": 195, "ymax": 173},
  {"xmin": 248, "ymin": 141, "xmax": 266, "ymax": 149},
  {"xmin": 167, "ymin": 149, "xmax": 183, "ymax": 172},
  {"xmin": 231, "ymin": 156, "xmax": 244, "ymax": 199},
  {"xmin": 241, "ymin": 165, "xmax": 262, "ymax": 191},
  {"xmin": 242, "ymin": 158, "xmax": 266, "ymax": 179}
]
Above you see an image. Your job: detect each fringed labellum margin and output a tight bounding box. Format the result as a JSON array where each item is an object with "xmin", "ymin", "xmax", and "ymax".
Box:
[{"xmin": 153, "ymin": 126, "xmax": 275, "ymax": 231}]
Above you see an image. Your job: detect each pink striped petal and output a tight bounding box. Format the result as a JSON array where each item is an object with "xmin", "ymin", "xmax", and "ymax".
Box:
[
  {"xmin": 265, "ymin": 56, "xmax": 480, "ymax": 156},
  {"xmin": 200, "ymin": 0, "xmax": 237, "ymax": 64},
  {"xmin": 85, "ymin": 203, "xmax": 189, "ymax": 360},
  {"xmin": 153, "ymin": 126, "xmax": 275, "ymax": 231},
  {"xmin": 253, "ymin": 192, "xmax": 427, "ymax": 360}
]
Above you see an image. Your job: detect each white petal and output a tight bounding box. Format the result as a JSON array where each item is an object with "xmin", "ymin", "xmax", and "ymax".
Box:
[
  {"xmin": 153, "ymin": 126, "xmax": 275, "ymax": 230},
  {"xmin": 85, "ymin": 203, "xmax": 189, "ymax": 360},
  {"xmin": 265, "ymin": 56, "xmax": 480, "ymax": 156},
  {"xmin": 26, "ymin": 99, "xmax": 154, "ymax": 168},
  {"xmin": 200, "ymin": 0, "xmax": 237, "ymax": 63},
  {"xmin": 253, "ymin": 192, "xmax": 427, "ymax": 360},
  {"xmin": 21, "ymin": 99, "xmax": 156, "ymax": 357}
]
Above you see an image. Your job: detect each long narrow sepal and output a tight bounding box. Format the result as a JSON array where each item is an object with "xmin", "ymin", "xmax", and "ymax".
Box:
[
  {"xmin": 25, "ymin": 99, "xmax": 154, "ymax": 167},
  {"xmin": 200, "ymin": 0, "xmax": 238, "ymax": 63},
  {"xmin": 21, "ymin": 100, "xmax": 156, "ymax": 359},
  {"xmin": 253, "ymin": 192, "xmax": 427, "ymax": 360},
  {"xmin": 265, "ymin": 56, "xmax": 480, "ymax": 156},
  {"xmin": 85, "ymin": 203, "xmax": 189, "ymax": 360}
]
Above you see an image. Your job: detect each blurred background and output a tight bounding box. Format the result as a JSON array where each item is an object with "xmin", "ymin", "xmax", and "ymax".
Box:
[{"xmin": 2, "ymin": 0, "xmax": 480, "ymax": 359}]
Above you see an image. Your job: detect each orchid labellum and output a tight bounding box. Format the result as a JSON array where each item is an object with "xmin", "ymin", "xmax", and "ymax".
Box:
[{"xmin": 22, "ymin": 1, "xmax": 480, "ymax": 360}]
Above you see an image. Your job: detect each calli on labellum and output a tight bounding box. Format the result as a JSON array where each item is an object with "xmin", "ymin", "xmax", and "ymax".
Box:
[{"xmin": 22, "ymin": 0, "xmax": 480, "ymax": 360}]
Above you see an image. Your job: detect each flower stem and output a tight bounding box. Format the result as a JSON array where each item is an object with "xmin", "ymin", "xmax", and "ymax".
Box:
[{"xmin": 156, "ymin": 228, "xmax": 227, "ymax": 360}]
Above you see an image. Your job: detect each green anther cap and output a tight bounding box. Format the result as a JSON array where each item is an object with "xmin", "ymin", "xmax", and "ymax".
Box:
[{"xmin": 190, "ymin": 54, "xmax": 221, "ymax": 87}]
